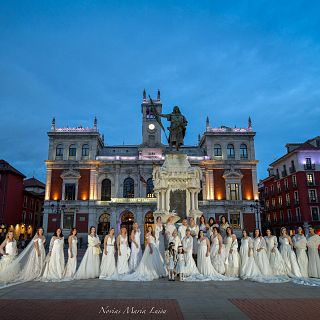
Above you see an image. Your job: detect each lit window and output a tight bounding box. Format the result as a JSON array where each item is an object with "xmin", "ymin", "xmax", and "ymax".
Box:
[
  {"xmin": 228, "ymin": 183, "xmax": 239, "ymax": 200},
  {"xmin": 309, "ymin": 189, "xmax": 317, "ymax": 202},
  {"xmin": 307, "ymin": 173, "xmax": 314, "ymax": 185},
  {"xmin": 146, "ymin": 178, "xmax": 155, "ymax": 198}
]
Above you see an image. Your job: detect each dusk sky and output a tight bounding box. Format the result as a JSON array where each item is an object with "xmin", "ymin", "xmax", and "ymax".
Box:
[{"xmin": 1, "ymin": 1, "xmax": 320, "ymax": 181}]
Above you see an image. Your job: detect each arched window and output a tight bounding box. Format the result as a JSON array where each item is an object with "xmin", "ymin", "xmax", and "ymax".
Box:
[
  {"xmin": 98, "ymin": 213, "xmax": 110, "ymax": 236},
  {"xmin": 240, "ymin": 143, "xmax": 248, "ymax": 158},
  {"xmin": 121, "ymin": 211, "xmax": 134, "ymax": 241},
  {"xmin": 69, "ymin": 144, "xmax": 77, "ymax": 157},
  {"xmin": 227, "ymin": 144, "xmax": 235, "ymax": 158},
  {"xmin": 146, "ymin": 178, "xmax": 155, "ymax": 198},
  {"xmin": 101, "ymin": 179, "xmax": 111, "ymax": 201},
  {"xmin": 82, "ymin": 144, "xmax": 89, "ymax": 157},
  {"xmin": 56, "ymin": 144, "xmax": 63, "ymax": 157},
  {"xmin": 213, "ymin": 144, "xmax": 222, "ymax": 157},
  {"xmin": 123, "ymin": 177, "xmax": 134, "ymax": 198}
]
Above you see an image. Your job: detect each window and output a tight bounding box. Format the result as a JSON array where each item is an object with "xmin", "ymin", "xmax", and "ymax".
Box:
[
  {"xmin": 229, "ymin": 212, "xmax": 241, "ymax": 228},
  {"xmin": 277, "ymin": 181, "xmax": 281, "ymax": 193},
  {"xmin": 82, "ymin": 144, "xmax": 89, "ymax": 157},
  {"xmin": 286, "ymin": 193, "xmax": 290, "ymax": 205},
  {"xmin": 101, "ymin": 179, "xmax": 111, "ymax": 201},
  {"xmin": 287, "ymin": 209, "xmax": 292, "ymax": 222},
  {"xmin": 23, "ymin": 196, "xmax": 27, "ymax": 208},
  {"xmin": 65, "ymin": 183, "xmax": 76, "ymax": 200},
  {"xmin": 307, "ymin": 173, "xmax": 314, "ymax": 185},
  {"xmin": 213, "ymin": 144, "xmax": 222, "ymax": 157},
  {"xmin": 280, "ymin": 210, "xmax": 284, "ymax": 223},
  {"xmin": 63, "ymin": 214, "xmax": 74, "ymax": 230},
  {"xmin": 284, "ymin": 179, "xmax": 288, "ymax": 190},
  {"xmin": 22, "ymin": 211, "xmax": 26, "ymax": 223},
  {"xmin": 69, "ymin": 144, "xmax": 77, "ymax": 157},
  {"xmin": 292, "ymin": 175, "xmax": 297, "ymax": 187},
  {"xmin": 278, "ymin": 196, "xmax": 283, "ymax": 205},
  {"xmin": 266, "ymin": 213, "xmax": 271, "ymax": 222},
  {"xmin": 273, "ymin": 213, "xmax": 277, "ymax": 222},
  {"xmin": 227, "ymin": 144, "xmax": 235, "ymax": 158},
  {"xmin": 228, "ymin": 183, "xmax": 239, "ymax": 200},
  {"xmin": 296, "ymin": 207, "xmax": 301, "ymax": 222},
  {"xmin": 308, "ymin": 189, "xmax": 317, "ymax": 202},
  {"xmin": 294, "ymin": 191, "xmax": 299, "ymax": 204},
  {"xmin": 146, "ymin": 178, "xmax": 155, "ymax": 198},
  {"xmin": 271, "ymin": 185, "xmax": 274, "ymax": 194},
  {"xmin": 123, "ymin": 177, "xmax": 134, "ymax": 198},
  {"xmin": 56, "ymin": 144, "xmax": 63, "ymax": 157},
  {"xmin": 311, "ymin": 207, "xmax": 319, "ymax": 221},
  {"xmin": 272, "ymin": 198, "xmax": 276, "ymax": 208},
  {"xmin": 266, "ymin": 200, "xmax": 269, "ymax": 209},
  {"xmin": 265, "ymin": 187, "xmax": 268, "ymax": 196},
  {"xmin": 240, "ymin": 144, "xmax": 248, "ymax": 158},
  {"xmin": 306, "ymin": 157, "xmax": 311, "ymax": 165}
]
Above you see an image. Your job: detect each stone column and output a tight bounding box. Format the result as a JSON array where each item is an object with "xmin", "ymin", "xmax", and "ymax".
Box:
[
  {"xmin": 161, "ymin": 190, "xmax": 166, "ymax": 211},
  {"xmin": 166, "ymin": 190, "xmax": 170, "ymax": 211},
  {"xmin": 45, "ymin": 168, "xmax": 52, "ymax": 201},
  {"xmin": 90, "ymin": 168, "xmax": 97, "ymax": 200}
]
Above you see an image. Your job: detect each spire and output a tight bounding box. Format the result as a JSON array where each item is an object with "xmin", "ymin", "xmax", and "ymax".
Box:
[
  {"xmin": 51, "ymin": 117, "xmax": 56, "ymax": 131},
  {"xmin": 94, "ymin": 116, "xmax": 97, "ymax": 130},
  {"xmin": 102, "ymin": 134, "xmax": 105, "ymax": 144},
  {"xmin": 248, "ymin": 116, "xmax": 252, "ymax": 129},
  {"xmin": 206, "ymin": 116, "xmax": 210, "ymax": 129},
  {"xmin": 198, "ymin": 134, "xmax": 201, "ymax": 143},
  {"xmin": 143, "ymin": 89, "xmax": 146, "ymax": 101},
  {"xmin": 157, "ymin": 89, "xmax": 160, "ymax": 101}
]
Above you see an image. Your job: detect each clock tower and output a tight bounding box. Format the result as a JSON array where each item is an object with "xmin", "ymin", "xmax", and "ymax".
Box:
[{"xmin": 140, "ymin": 89, "xmax": 163, "ymax": 147}]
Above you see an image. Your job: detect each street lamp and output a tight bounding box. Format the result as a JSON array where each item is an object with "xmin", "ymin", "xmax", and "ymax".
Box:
[
  {"xmin": 250, "ymin": 199, "xmax": 261, "ymax": 230},
  {"xmin": 50, "ymin": 200, "xmax": 66, "ymax": 229}
]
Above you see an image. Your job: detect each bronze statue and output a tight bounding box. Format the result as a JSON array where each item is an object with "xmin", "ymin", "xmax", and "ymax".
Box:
[{"xmin": 149, "ymin": 96, "xmax": 188, "ymax": 151}]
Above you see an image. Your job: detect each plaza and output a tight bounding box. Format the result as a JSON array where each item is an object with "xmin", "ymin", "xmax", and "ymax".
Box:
[{"xmin": 0, "ymin": 278, "xmax": 320, "ymax": 320}]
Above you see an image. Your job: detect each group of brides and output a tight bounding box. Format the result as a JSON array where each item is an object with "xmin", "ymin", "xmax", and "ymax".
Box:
[{"xmin": 0, "ymin": 215, "xmax": 320, "ymax": 287}]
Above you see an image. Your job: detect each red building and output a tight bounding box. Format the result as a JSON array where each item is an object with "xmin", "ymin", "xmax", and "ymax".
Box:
[
  {"xmin": 260, "ymin": 137, "xmax": 320, "ymax": 235},
  {"xmin": 0, "ymin": 160, "xmax": 45, "ymax": 237}
]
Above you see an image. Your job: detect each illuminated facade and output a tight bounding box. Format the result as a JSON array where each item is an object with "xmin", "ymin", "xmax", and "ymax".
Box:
[
  {"xmin": 43, "ymin": 90, "xmax": 258, "ymax": 242},
  {"xmin": 260, "ymin": 137, "xmax": 320, "ymax": 235}
]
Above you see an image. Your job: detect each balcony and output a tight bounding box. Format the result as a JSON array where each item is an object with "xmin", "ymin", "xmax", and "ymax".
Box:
[
  {"xmin": 309, "ymin": 198, "xmax": 318, "ymax": 204},
  {"xmin": 307, "ymin": 181, "xmax": 316, "ymax": 187},
  {"xmin": 286, "ymin": 202, "xmax": 291, "ymax": 208},
  {"xmin": 304, "ymin": 163, "xmax": 315, "ymax": 170},
  {"xmin": 281, "ymin": 170, "xmax": 288, "ymax": 178},
  {"xmin": 289, "ymin": 166, "xmax": 296, "ymax": 174},
  {"xmin": 274, "ymin": 173, "xmax": 280, "ymax": 180},
  {"xmin": 277, "ymin": 188, "xmax": 282, "ymax": 194},
  {"xmin": 292, "ymin": 183, "xmax": 298, "ymax": 189},
  {"xmin": 294, "ymin": 199, "xmax": 300, "ymax": 205}
]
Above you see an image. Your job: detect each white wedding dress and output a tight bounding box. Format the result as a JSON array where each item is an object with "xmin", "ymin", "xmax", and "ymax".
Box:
[
  {"xmin": 224, "ymin": 236, "xmax": 240, "ymax": 277},
  {"xmin": 155, "ymin": 223, "xmax": 165, "ymax": 259},
  {"xmin": 189, "ymin": 225, "xmax": 199, "ymax": 255},
  {"xmin": 41, "ymin": 237, "xmax": 65, "ymax": 281},
  {"xmin": 307, "ymin": 234, "xmax": 320, "ymax": 278},
  {"xmin": 0, "ymin": 239, "xmax": 18, "ymax": 283},
  {"xmin": 279, "ymin": 236, "xmax": 302, "ymax": 277},
  {"xmin": 293, "ymin": 234, "xmax": 309, "ymax": 278},
  {"xmin": 239, "ymin": 237, "xmax": 261, "ymax": 279},
  {"xmin": 64, "ymin": 236, "xmax": 78, "ymax": 279},
  {"xmin": 117, "ymin": 235, "xmax": 130, "ymax": 275},
  {"xmin": 264, "ymin": 236, "xmax": 287, "ymax": 276},
  {"xmin": 252, "ymin": 236, "xmax": 273, "ymax": 276},
  {"xmin": 99, "ymin": 236, "xmax": 117, "ymax": 279},
  {"xmin": 210, "ymin": 234, "xmax": 226, "ymax": 275},
  {"xmin": 75, "ymin": 234, "xmax": 101, "ymax": 279},
  {"xmin": 129, "ymin": 230, "xmax": 142, "ymax": 271},
  {"xmin": 182, "ymin": 236, "xmax": 199, "ymax": 276}
]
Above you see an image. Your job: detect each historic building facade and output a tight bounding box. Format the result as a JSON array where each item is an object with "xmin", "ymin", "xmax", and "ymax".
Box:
[
  {"xmin": 43, "ymin": 91, "xmax": 259, "ymax": 242},
  {"xmin": 260, "ymin": 137, "xmax": 320, "ymax": 235}
]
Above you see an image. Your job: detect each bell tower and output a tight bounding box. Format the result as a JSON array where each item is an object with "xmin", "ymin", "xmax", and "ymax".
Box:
[{"xmin": 141, "ymin": 89, "xmax": 163, "ymax": 147}]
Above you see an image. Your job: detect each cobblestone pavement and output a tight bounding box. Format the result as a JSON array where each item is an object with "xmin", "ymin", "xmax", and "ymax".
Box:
[{"xmin": 0, "ymin": 279, "xmax": 320, "ymax": 319}]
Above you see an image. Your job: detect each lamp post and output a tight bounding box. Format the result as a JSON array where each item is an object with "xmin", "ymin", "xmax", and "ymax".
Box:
[
  {"xmin": 250, "ymin": 199, "xmax": 261, "ymax": 230},
  {"xmin": 50, "ymin": 200, "xmax": 66, "ymax": 230}
]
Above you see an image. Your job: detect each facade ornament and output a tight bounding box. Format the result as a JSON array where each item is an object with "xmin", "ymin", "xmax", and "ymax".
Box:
[{"xmin": 51, "ymin": 117, "xmax": 56, "ymax": 131}]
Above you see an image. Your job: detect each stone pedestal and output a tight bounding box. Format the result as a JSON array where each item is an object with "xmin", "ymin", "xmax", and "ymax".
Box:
[{"xmin": 153, "ymin": 153, "xmax": 202, "ymax": 222}]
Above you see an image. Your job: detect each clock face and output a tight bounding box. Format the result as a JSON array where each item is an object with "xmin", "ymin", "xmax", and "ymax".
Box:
[{"xmin": 148, "ymin": 123, "xmax": 155, "ymax": 131}]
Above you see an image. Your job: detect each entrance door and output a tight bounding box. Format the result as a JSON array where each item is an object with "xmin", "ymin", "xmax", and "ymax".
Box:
[
  {"xmin": 98, "ymin": 213, "xmax": 110, "ymax": 237},
  {"xmin": 120, "ymin": 211, "xmax": 134, "ymax": 242}
]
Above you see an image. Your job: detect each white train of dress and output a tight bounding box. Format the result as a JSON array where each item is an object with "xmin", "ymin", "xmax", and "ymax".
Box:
[
  {"xmin": 75, "ymin": 235, "xmax": 101, "ymax": 279},
  {"xmin": 293, "ymin": 234, "xmax": 309, "ymax": 278},
  {"xmin": 210, "ymin": 235, "xmax": 226, "ymax": 274},
  {"xmin": 155, "ymin": 224, "xmax": 165, "ymax": 259},
  {"xmin": 253, "ymin": 237, "xmax": 273, "ymax": 276},
  {"xmin": 279, "ymin": 236, "xmax": 301, "ymax": 278},
  {"xmin": 307, "ymin": 234, "xmax": 320, "ymax": 278},
  {"xmin": 224, "ymin": 236, "xmax": 240, "ymax": 277},
  {"xmin": 41, "ymin": 237, "xmax": 65, "ymax": 282},
  {"xmin": 64, "ymin": 236, "xmax": 78, "ymax": 279},
  {"xmin": 99, "ymin": 236, "xmax": 116, "ymax": 279},
  {"xmin": 182, "ymin": 236, "xmax": 199, "ymax": 276},
  {"xmin": 264, "ymin": 236, "xmax": 287, "ymax": 276},
  {"xmin": 129, "ymin": 230, "xmax": 142, "ymax": 271},
  {"xmin": 0, "ymin": 240, "xmax": 18, "ymax": 283}
]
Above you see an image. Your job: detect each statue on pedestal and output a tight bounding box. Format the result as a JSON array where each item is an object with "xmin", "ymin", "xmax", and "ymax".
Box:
[{"xmin": 149, "ymin": 96, "xmax": 188, "ymax": 151}]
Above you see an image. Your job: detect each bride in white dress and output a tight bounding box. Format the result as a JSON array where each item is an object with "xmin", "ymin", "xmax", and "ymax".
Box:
[
  {"xmin": 129, "ymin": 223, "xmax": 142, "ymax": 271},
  {"xmin": 154, "ymin": 216, "xmax": 165, "ymax": 258},
  {"xmin": 121, "ymin": 226, "xmax": 167, "ymax": 281},
  {"xmin": 253, "ymin": 229, "xmax": 273, "ymax": 276},
  {"xmin": 41, "ymin": 228, "xmax": 65, "ymax": 282},
  {"xmin": 182, "ymin": 229, "xmax": 199, "ymax": 276},
  {"xmin": 293, "ymin": 227, "xmax": 309, "ymax": 278},
  {"xmin": 0, "ymin": 231, "xmax": 18, "ymax": 283},
  {"xmin": 117, "ymin": 227, "xmax": 130, "ymax": 275},
  {"xmin": 224, "ymin": 227, "xmax": 240, "ymax": 277},
  {"xmin": 279, "ymin": 227, "xmax": 301, "ymax": 277},
  {"xmin": 264, "ymin": 229, "xmax": 286, "ymax": 276},
  {"xmin": 64, "ymin": 228, "xmax": 78, "ymax": 279},
  {"xmin": 100, "ymin": 228, "xmax": 117, "ymax": 279},
  {"xmin": 239, "ymin": 230, "xmax": 261, "ymax": 279},
  {"xmin": 75, "ymin": 226, "xmax": 101, "ymax": 279},
  {"xmin": 210, "ymin": 227, "xmax": 225, "ymax": 275},
  {"xmin": 307, "ymin": 227, "xmax": 320, "ymax": 278}
]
